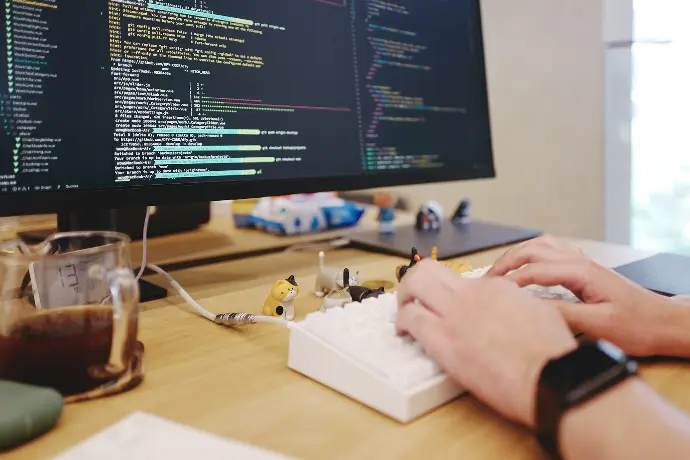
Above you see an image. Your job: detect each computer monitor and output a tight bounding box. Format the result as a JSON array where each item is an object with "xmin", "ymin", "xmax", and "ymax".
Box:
[{"xmin": 0, "ymin": 0, "xmax": 495, "ymax": 222}]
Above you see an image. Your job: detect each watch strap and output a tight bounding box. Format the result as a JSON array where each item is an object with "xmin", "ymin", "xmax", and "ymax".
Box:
[{"xmin": 535, "ymin": 340, "xmax": 638, "ymax": 459}]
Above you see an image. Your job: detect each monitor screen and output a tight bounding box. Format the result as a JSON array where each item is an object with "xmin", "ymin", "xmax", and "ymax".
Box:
[{"xmin": 0, "ymin": 0, "xmax": 493, "ymax": 214}]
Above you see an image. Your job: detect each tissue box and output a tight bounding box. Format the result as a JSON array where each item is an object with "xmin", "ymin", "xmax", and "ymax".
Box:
[
  {"xmin": 248, "ymin": 193, "xmax": 365, "ymax": 236},
  {"xmin": 231, "ymin": 199, "xmax": 260, "ymax": 228}
]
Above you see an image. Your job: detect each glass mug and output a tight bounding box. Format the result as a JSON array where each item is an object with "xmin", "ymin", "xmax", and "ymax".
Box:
[{"xmin": 0, "ymin": 231, "xmax": 144, "ymax": 403}]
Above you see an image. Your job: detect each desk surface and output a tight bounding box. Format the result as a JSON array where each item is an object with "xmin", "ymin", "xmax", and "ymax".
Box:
[
  {"xmin": 0, "ymin": 207, "xmax": 406, "ymax": 270},
  {"xmin": 6, "ymin": 227, "xmax": 690, "ymax": 460}
]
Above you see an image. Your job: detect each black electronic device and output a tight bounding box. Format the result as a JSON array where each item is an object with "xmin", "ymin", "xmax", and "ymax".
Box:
[
  {"xmin": 351, "ymin": 220, "xmax": 541, "ymax": 260},
  {"xmin": 0, "ymin": 1, "xmax": 516, "ymax": 275},
  {"xmin": 614, "ymin": 252, "xmax": 690, "ymax": 296},
  {"xmin": 0, "ymin": 0, "xmax": 494, "ymax": 215},
  {"xmin": 536, "ymin": 340, "xmax": 638, "ymax": 458},
  {"xmin": 17, "ymin": 203, "xmax": 211, "ymax": 244}
]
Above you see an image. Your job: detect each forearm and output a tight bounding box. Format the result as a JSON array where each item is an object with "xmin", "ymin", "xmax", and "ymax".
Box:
[
  {"xmin": 559, "ymin": 378, "xmax": 690, "ymax": 460},
  {"xmin": 653, "ymin": 300, "xmax": 690, "ymax": 358},
  {"xmin": 669, "ymin": 295, "xmax": 690, "ymax": 306}
]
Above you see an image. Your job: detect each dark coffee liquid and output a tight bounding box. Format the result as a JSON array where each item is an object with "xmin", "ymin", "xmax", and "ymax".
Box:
[{"xmin": 0, "ymin": 306, "xmax": 138, "ymax": 396}]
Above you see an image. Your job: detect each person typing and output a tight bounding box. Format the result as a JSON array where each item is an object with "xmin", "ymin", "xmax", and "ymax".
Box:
[{"xmin": 396, "ymin": 237, "xmax": 690, "ymax": 459}]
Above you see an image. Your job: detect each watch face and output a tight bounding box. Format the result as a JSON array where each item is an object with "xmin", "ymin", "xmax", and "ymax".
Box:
[{"xmin": 545, "ymin": 340, "xmax": 629, "ymax": 394}]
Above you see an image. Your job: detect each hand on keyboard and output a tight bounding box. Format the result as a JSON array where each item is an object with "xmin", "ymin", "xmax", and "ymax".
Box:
[
  {"xmin": 396, "ymin": 258, "xmax": 577, "ymax": 428},
  {"xmin": 288, "ymin": 261, "xmax": 582, "ymax": 423},
  {"xmin": 289, "ymin": 291, "xmax": 464, "ymax": 422},
  {"xmin": 485, "ymin": 236, "xmax": 675, "ymax": 357},
  {"xmin": 487, "ymin": 235, "xmax": 586, "ymax": 277}
]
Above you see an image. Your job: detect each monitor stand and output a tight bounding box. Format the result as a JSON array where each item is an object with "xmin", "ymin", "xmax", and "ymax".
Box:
[
  {"xmin": 349, "ymin": 220, "xmax": 542, "ymax": 260},
  {"xmin": 24, "ymin": 209, "xmax": 168, "ymax": 302}
]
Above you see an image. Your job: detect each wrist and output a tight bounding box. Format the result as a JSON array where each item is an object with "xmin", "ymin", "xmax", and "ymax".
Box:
[
  {"xmin": 560, "ymin": 375, "xmax": 642, "ymax": 428},
  {"xmin": 534, "ymin": 340, "xmax": 638, "ymax": 458},
  {"xmin": 653, "ymin": 300, "xmax": 690, "ymax": 357},
  {"xmin": 522, "ymin": 338, "xmax": 578, "ymax": 429},
  {"xmin": 558, "ymin": 378, "xmax": 645, "ymax": 457},
  {"xmin": 668, "ymin": 295, "xmax": 690, "ymax": 306}
]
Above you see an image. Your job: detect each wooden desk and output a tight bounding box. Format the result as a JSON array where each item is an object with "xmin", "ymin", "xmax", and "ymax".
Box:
[
  {"xmin": 0, "ymin": 207, "xmax": 416, "ymax": 270},
  {"xmin": 6, "ymin": 236, "xmax": 690, "ymax": 459}
]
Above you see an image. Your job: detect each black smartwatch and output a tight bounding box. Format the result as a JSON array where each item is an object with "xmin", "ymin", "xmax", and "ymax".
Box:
[{"xmin": 535, "ymin": 340, "xmax": 638, "ymax": 458}]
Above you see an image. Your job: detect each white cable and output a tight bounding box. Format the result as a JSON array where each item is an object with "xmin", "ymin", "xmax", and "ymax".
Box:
[
  {"xmin": 150, "ymin": 263, "xmax": 289, "ymax": 327},
  {"xmin": 252, "ymin": 315, "xmax": 291, "ymax": 326},
  {"xmin": 283, "ymin": 237, "xmax": 350, "ymax": 252},
  {"xmin": 145, "ymin": 263, "xmax": 216, "ymax": 321},
  {"xmin": 137, "ymin": 206, "xmax": 288, "ymax": 327},
  {"xmin": 135, "ymin": 206, "xmax": 152, "ymax": 281}
]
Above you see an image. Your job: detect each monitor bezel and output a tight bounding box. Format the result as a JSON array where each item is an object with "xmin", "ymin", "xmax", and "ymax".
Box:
[
  {"xmin": 0, "ymin": 0, "xmax": 495, "ymax": 217},
  {"xmin": 0, "ymin": 165, "xmax": 495, "ymax": 217}
]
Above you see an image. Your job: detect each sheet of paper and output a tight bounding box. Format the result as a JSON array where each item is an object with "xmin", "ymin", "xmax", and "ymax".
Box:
[{"xmin": 53, "ymin": 412, "xmax": 295, "ymax": 460}]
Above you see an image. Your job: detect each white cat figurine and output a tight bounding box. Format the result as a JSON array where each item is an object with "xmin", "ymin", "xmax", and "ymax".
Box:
[{"xmin": 314, "ymin": 251, "xmax": 359, "ymax": 297}]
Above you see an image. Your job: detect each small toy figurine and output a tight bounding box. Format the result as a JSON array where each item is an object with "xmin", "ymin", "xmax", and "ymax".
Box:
[
  {"xmin": 396, "ymin": 247, "xmax": 421, "ymax": 282},
  {"xmin": 348, "ymin": 285, "xmax": 385, "ymax": 302},
  {"xmin": 451, "ymin": 199, "xmax": 471, "ymax": 225},
  {"xmin": 321, "ymin": 268, "xmax": 354, "ymax": 310},
  {"xmin": 415, "ymin": 201, "xmax": 443, "ymax": 231},
  {"xmin": 374, "ymin": 191, "xmax": 397, "ymax": 234},
  {"xmin": 263, "ymin": 275, "xmax": 299, "ymax": 321},
  {"xmin": 429, "ymin": 246, "xmax": 473, "ymax": 274},
  {"xmin": 314, "ymin": 251, "xmax": 360, "ymax": 297}
]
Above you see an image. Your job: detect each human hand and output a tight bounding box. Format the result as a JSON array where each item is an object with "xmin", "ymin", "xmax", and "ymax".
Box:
[
  {"xmin": 489, "ymin": 238, "xmax": 682, "ymax": 357},
  {"xmin": 487, "ymin": 235, "xmax": 586, "ymax": 277},
  {"xmin": 396, "ymin": 259, "xmax": 577, "ymax": 428}
]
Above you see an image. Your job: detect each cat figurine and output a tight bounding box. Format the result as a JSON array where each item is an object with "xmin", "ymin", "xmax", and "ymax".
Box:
[
  {"xmin": 415, "ymin": 201, "xmax": 443, "ymax": 231},
  {"xmin": 348, "ymin": 285, "xmax": 385, "ymax": 303},
  {"xmin": 314, "ymin": 251, "xmax": 359, "ymax": 297},
  {"xmin": 396, "ymin": 247, "xmax": 421, "ymax": 282},
  {"xmin": 263, "ymin": 275, "xmax": 299, "ymax": 321},
  {"xmin": 320, "ymin": 268, "xmax": 354, "ymax": 311}
]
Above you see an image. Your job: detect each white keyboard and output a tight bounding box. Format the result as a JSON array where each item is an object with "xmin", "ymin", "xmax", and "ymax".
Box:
[
  {"xmin": 288, "ymin": 292, "xmax": 462, "ymax": 423},
  {"xmin": 463, "ymin": 266, "xmax": 580, "ymax": 302},
  {"xmin": 287, "ymin": 266, "xmax": 580, "ymax": 423}
]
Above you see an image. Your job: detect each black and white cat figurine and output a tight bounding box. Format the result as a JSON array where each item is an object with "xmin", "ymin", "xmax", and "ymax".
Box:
[{"xmin": 348, "ymin": 285, "xmax": 385, "ymax": 303}]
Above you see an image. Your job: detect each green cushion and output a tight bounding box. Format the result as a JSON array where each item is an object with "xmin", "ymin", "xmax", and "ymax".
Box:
[{"xmin": 0, "ymin": 380, "xmax": 63, "ymax": 450}]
